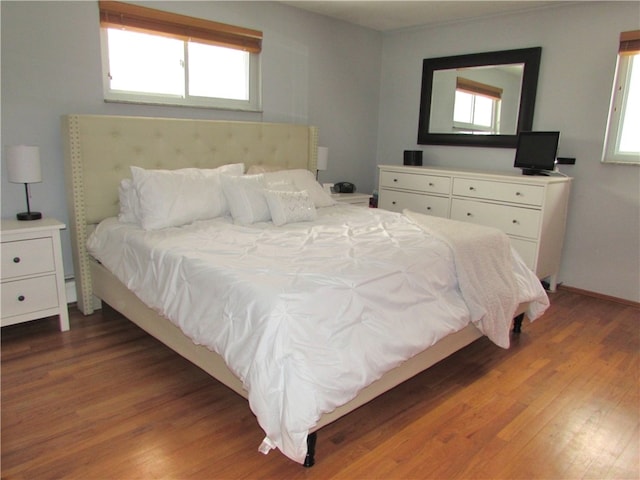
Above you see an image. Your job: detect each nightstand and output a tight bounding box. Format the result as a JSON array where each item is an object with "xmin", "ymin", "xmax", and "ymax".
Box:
[
  {"xmin": 1, "ymin": 218, "xmax": 69, "ymax": 331},
  {"xmin": 331, "ymin": 192, "xmax": 372, "ymax": 207}
]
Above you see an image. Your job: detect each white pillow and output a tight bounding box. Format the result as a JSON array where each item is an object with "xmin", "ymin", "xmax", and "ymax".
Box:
[
  {"xmin": 221, "ymin": 174, "xmax": 270, "ymax": 225},
  {"xmin": 246, "ymin": 164, "xmax": 285, "ymax": 174},
  {"xmin": 264, "ymin": 169, "xmax": 335, "ymax": 208},
  {"xmin": 222, "ymin": 174, "xmax": 299, "ymax": 225},
  {"xmin": 264, "ymin": 189, "xmax": 317, "ymax": 226},
  {"xmin": 117, "ymin": 178, "xmax": 141, "ymax": 224},
  {"xmin": 131, "ymin": 163, "xmax": 244, "ymax": 230}
]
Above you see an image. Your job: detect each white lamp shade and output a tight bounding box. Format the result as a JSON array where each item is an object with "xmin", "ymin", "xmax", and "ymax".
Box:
[
  {"xmin": 7, "ymin": 145, "xmax": 42, "ymax": 184},
  {"xmin": 317, "ymin": 146, "xmax": 329, "ymax": 171}
]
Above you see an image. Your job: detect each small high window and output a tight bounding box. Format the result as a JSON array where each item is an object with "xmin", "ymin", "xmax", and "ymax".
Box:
[
  {"xmin": 602, "ymin": 30, "xmax": 640, "ymax": 164},
  {"xmin": 99, "ymin": 1, "xmax": 262, "ymax": 111}
]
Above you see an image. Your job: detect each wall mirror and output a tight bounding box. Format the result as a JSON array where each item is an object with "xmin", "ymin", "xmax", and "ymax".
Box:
[{"xmin": 418, "ymin": 47, "xmax": 542, "ymax": 148}]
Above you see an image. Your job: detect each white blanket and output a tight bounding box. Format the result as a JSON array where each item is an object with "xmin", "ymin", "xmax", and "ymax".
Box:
[
  {"xmin": 87, "ymin": 205, "xmax": 549, "ymax": 464},
  {"xmin": 405, "ymin": 210, "xmax": 528, "ymax": 348}
]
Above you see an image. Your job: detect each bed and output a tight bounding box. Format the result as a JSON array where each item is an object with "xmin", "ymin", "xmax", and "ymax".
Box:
[{"xmin": 62, "ymin": 114, "xmax": 549, "ymax": 466}]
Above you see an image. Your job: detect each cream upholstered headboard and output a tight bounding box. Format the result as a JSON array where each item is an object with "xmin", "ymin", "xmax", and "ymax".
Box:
[{"xmin": 62, "ymin": 114, "xmax": 318, "ymax": 314}]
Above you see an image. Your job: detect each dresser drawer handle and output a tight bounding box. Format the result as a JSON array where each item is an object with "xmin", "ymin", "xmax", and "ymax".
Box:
[
  {"xmin": 466, "ymin": 212, "xmax": 473, "ymax": 217},
  {"xmin": 426, "ymin": 206, "xmax": 431, "ymax": 210},
  {"xmin": 392, "ymin": 201, "xmax": 396, "ymax": 205},
  {"xmin": 13, "ymin": 257, "xmax": 21, "ymax": 263},
  {"xmin": 428, "ymin": 182, "xmax": 434, "ymax": 187},
  {"xmin": 468, "ymin": 186, "xmax": 475, "ymax": 191},
  {"xmin": 515, "ymin": 192, "xmax": 522, "ymax": 196},
  {"xmin": 512, "ymin": 219, "xmax": 519, "ymax": 224},
  {"xmin": 393, "ymin": 178, "xmax": 398, "ymax": 182},
  {"xmin": 18, "ymin": 295, "xmax": 25, "ymax": 302}
]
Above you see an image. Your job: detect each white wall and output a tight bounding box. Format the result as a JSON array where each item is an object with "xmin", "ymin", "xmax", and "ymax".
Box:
[
  {"xmin": 1, "ymin": 1, "xmax": 382, "ymax": 277},
  {"xmin": 2, "ymin": 1, "xmax": 638, "ymax": 303},
  {"xmin": 376, "ymin": 2, "xmax": 640, "ymax": 302}
]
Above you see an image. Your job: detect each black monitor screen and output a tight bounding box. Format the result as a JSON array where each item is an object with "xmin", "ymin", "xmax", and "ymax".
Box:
[{"xmin": 514, "ymin": 131, "xmax": 559, "ymax": 175}]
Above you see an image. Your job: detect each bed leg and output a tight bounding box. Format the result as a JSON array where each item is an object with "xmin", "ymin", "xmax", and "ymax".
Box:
[
  {"xmin": 303, "ymin": 432, "xmax": 317, "ymax": 468},
  {"xmin": 513, "ymin": 313, "xmax": 524, "ymax": 333}
]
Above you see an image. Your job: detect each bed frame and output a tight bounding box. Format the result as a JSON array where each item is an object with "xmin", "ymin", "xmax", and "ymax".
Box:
[{"xmin": 62, "ymin": 114, "xmax": 525, "ymax": 466}]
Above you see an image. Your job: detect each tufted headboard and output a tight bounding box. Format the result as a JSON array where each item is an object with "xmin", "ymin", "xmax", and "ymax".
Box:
[{"xmin": 62, "ymin": 114, "xmax": 318, "ymax": 313}]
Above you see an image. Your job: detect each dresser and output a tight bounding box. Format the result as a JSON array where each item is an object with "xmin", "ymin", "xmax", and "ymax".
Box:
[
  {"xmin": 1, "ymin": 218, "xmax": 69, "ymax": 331},
  {"xmin": 378, "ymin": 165, "xmax": 572, "ymax": 290}
]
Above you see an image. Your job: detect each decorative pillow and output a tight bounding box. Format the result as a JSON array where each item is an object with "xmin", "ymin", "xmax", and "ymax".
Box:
[
  {"xmin": 117, "ymin": 178, "xmax": 141, "ymax": 224},
  {"xmin": 221, "ymin": 174, "xmax": 270, "ymax": 225},
  {"xmin": 264, "ymin": 169, "xmax": 335, "ymax": 207},
  {"xmin": 221, "ymin": 174, "xmax": 299, "ymax": 225},
  {"xmin": 246, "ymin": 164, "xmax": 285, "ymax": 174},
  {"xmin": 264, "ymin": 189, "xmax": 317, "ymax": 226},
  {"xmin": 130, "ymin": 163, "xmax": 244, "ymax": 230}
]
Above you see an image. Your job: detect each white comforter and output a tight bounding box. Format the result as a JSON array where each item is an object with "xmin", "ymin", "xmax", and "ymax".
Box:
[{"xmin": 87, "ymin": 205, "xmax": 548, "ymax": 464}]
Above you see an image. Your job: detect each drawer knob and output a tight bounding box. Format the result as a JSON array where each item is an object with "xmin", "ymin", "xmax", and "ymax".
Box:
[
  {"xmin": 428, "ymin": 182, "xmax": 434, "ymax": 186},
  {"xmin": 466, "ymin": 212, "xmax": 472, "ymax": 217},
  {"xmin": 469, "ymin": 186, "xmax": 475, "ymax": 191},
  {"xmin": 512, "ymin": 219, "xmax": 519, "ymax": 224},
  {"xmin": 516, "ymin": 192, "xmax": 522, "ymax": 196},
  {"xmin": 393, "ymin": 178, "xmax": 398, "ymax": 182},
  {"xmin": 426, "ymin": 206, "xmax": 431, "ymax": 210},
  {"xmin": 392, "ymin": 201, "xmax": 396, "ymax": 205},
  {"xmin": 13, "ymin": 257, "xmax": 21, "ymax": 263},
  {"xmin": 18, "ymin": 295, "xmax": 25, "ymax": 302}
]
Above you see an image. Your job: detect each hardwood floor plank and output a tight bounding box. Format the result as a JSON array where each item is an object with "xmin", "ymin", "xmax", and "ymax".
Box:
[{"xmin": 2, "ymin": 291, "xmax": 638, "ymax": 479}]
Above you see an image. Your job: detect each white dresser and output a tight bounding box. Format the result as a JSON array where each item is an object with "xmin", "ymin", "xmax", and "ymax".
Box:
[
  {"xmin": 1, "ymin": 218, "xmax": 69, "ymax": 331},
  {"xmin": 378, "ymin": 165, "xmax": 572, "ymax": 290}
]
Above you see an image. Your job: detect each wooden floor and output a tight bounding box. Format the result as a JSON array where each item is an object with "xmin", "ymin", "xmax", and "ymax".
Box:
[{"xmin": 2, "ymin": 289, "xmax": 638, "ymax": 479}]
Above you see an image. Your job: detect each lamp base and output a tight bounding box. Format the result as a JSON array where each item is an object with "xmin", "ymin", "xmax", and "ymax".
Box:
[{"xmin": 17, "ymin": 211, "xmax": 42, "ymax": 221}]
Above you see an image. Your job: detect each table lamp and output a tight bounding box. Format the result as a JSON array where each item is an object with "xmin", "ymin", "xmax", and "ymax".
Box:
[
  {"xmin": 7, "ymin": 145, "xmax": 43, "ymax": 220},
  {"xmin": 317, "ymin": 146, "xmax": 328, "ymax": 180}
]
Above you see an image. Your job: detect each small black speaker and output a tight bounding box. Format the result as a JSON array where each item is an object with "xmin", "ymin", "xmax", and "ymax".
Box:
[{"xmin": 404, "ymin": 150, "xmax": 423, "ymax": 166}]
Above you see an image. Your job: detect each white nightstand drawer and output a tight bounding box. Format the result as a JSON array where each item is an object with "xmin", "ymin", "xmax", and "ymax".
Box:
[
  {"xmin": 451, "ymin": 199, "xmax": 541, "ymax": 239},
  {"xmin": 331, "ymin": 193, "xmax": 371, "ymax": 206},
  {"xmin": 453, "ymin": 178, "xmax": 544, "ymax": 206},
  {"xmin": 380, "ymin": 170, "xmax": 450, "ymax": 195},
  {"xmin": 1, "ymin": 275, "xmax": 59, "ymax": 319},
  {"xmin": 1, "ymin": 237, "xmax": 55, "ymax": 279},
  {"xmin": 379, "ymin": 189, "xmax": 449, "ymax": 218}
]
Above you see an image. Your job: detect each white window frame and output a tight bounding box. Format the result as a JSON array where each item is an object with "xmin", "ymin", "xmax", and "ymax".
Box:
[
  {"xmin": 452, "ymin": 90, "xmax": 500, "ymax": 134},
  {"xmin": 602, "ymin": 40, "xmax": 640, "ymax": 164},
  {"xmin": 100, "ymin": 28, "xmax": 261, "ymax": 111}
]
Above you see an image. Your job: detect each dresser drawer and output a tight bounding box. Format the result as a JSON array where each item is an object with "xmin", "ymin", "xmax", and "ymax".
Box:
[
  {"xmin": 1, "ymin": 275, "xmax": 59, "ymax": 319},
  {"xmin": 379, "ymin": 189, "xmax": 450, "ymax": 218},
  {"xmin": 1, "ymin": 237, "xmax": 55, "ymax": 279},
  {"xmin": 510, "ymin": 238, "xmax": 537, "ymax": 270},
  {"xmin": 379, "ymin": 170, "xmax": 451, "ymax": 195},
  {"xmin": 453, "ymin": 178, "xmax": 544, "ymax": 206},
  {"xmin": 451, "ymin": 199, "xmax": 541, "ymax": 239}
]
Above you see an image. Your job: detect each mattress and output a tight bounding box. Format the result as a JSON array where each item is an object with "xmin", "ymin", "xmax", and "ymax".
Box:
[{"xmin": 87, "ymin": 204, "xmax": 548, "ymax": 463}]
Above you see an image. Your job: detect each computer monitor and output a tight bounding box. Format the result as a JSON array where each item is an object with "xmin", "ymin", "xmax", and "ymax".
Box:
[{"xmin": 514, "ymin": 131, "xmax": 560, "ymax": 175}]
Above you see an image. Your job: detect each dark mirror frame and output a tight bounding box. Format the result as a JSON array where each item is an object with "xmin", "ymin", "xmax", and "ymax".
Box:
[{"xmin": 418, "ymin": 47, "xmax": 542, "ymax": 148}]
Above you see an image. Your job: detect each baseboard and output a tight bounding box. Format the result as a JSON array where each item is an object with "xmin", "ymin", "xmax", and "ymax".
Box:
[
  {"xmin": 65, "ymin": 279, "xmax": 77, "ymax": 304},
  {"xmin": 558, "ymin": 285, "xmax": 640, "ymax": 308}
]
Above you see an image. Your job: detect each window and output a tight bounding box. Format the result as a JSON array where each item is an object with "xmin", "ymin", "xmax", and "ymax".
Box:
[
  {"xmin": 99, "ymin": 1, "xmax": 262, "ymax": 111},
  {"xmin": 453, "ymin": 77, "xmax": 502, "ymax": 134},
  {"xmin": 602, "ymin": 30, "xmax": 640, "ymax": 164}
]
